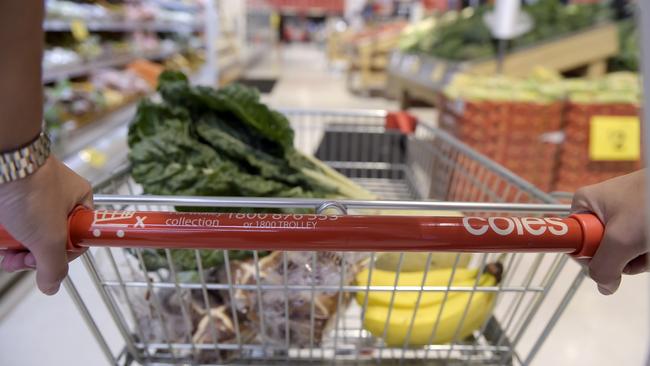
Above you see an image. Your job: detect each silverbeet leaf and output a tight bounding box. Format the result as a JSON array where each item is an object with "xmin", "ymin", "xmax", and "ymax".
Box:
[{"xmin": 128, "ymin": 71, "xmax": 343, "ymax": 270}]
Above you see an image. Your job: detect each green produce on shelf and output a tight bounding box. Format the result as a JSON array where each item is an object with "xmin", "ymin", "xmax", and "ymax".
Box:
[
  {"xmin": 443, "ymin": 70, "xmax": 641, "ymax": 105},
  {"xmin": 610, "ymin": 19, "xmax": 638, "ymax": 72},
  {"xmin": 44, "ymin": 79, "xmax": 107, "ymax": 130},
  {"xmin": 510, "ymin": 0, "xmax": 610, "ymax": 50},
  {"xmin": 401, "ymin": 0, "xmax": 611, "ymax": 62}
]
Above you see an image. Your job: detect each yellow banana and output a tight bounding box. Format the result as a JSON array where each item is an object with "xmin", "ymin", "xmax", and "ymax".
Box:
[
  {"xmin": 355, "ymin": 267, "xmax": 479, "ymax": 308},
  {"xmin": 362, "ymin": 273, "xmax": 496, "ymax": 346},
  {"xmin": 356, "ymin": 277, "xmax": 480, "ymax": 308}
]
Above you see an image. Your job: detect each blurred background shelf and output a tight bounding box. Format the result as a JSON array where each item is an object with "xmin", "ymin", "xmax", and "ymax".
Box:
[
  {"xmin": 43, "ymin": 19, "xmax": 202, "ymax": 33},
  {"xmin": 43, "ymin": 46, "xmax": 183, "ymax": 82}
]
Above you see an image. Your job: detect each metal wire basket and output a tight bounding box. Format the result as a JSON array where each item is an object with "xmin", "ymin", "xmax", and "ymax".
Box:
[{"xmin": 60, "ymin": 109, "xmax": 585, "ymax": 366}]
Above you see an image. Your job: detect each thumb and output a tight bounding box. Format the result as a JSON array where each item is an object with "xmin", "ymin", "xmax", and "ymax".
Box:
[{"xmin": 29, "ymin": 232, "xmax": 69, "ymax": 295}]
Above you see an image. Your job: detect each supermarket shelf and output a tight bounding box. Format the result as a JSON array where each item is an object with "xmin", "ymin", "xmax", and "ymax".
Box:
[
  {"xmin": 388, "ymin": 23, "xmax": 619, "ymax": 108},
  {"xmin": 43, "ymin": 47, "xmax": 181, "ymax": 83},
  {"xmin": 61, "ymin": 68, "xmax": 207, "ymax": 181},
  {"xmin": 44, "ymin": 19, "xmax": 202, "ymax": 33}
]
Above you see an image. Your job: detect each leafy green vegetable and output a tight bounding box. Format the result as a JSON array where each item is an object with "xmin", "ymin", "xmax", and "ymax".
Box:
[
  {"xmin": 128, "ymin": 71, "xmax": 371, "ymax": 270},
  {"xmin": 135, "ymin": 248, "xmax": 269, "ymax": 272},
  {"xmin": 404, "ymin": 0, "xmax": 611, "ymax": 61},
  {"xmin": 129, "ymin": 70, "xmax": 339, "ymax": 200},
  {"xmin": 609, "ymin": 20, "xmax": 638, "ymax": 72}
]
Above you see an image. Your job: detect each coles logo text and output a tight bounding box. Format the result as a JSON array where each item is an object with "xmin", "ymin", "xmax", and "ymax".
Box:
[{"xmin": 462, "ymin": 217, "xmax": 568, "ymax": 236}]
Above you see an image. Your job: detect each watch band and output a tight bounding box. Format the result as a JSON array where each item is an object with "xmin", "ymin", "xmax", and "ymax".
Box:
[{"xmin": 0, "ymin": 133, "xmax": 51, "ymax": 184}]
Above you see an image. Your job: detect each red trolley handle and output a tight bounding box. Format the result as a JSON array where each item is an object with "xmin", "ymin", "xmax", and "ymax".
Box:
[{"xmin": 0, "ymin": 208, "xmax": 604, "ymax": 258}]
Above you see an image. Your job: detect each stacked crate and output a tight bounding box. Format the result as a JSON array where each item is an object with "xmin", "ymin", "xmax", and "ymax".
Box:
[
  {"xmin": 439, "ymin": 95, "xmax": 563, "ymax": 192},
  {"xmin": 555, "ymin": 102, "xmax": 642, "ymax": 192}
]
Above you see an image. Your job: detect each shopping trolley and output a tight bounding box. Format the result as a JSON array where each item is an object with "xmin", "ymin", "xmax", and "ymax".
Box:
[{"xmin": 1, "ymin": 109, "xmax": 599, "ymax": 365}]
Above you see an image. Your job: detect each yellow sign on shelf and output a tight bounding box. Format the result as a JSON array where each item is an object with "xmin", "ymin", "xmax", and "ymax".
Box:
[
  {"xmin": 78, "ymin": 148, "xmax": 107, "ymax": 169},
  {"xmin": 70, "ymin": 19, "xmax": 89, "ymax": 41},
  {"xmin": 589, "ymin": 115, "xmax": 641, "ymax": 161}
]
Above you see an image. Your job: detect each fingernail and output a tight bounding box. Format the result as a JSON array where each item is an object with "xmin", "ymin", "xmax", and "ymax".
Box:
[
  {"xmin": 597, "ymin": 284, "xmax": 613, "ymax": 295},
  {"xmin": 44, "ymin": 284, "xmax": 60, "ymax": 296},
  {"xmin": 24, "ymin": 255, "xmax": 36, "ymax": 269}
]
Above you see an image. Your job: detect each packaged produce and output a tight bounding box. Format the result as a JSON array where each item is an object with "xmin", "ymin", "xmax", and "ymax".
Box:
[
  {"xmin": 112, "ymin": 260, "xmax": 253, "ymax": 362},
  {"xmin": 44, "ymin": 80, "xmax": 106, "ymax": 130},
  {"xmin": 90, "ymin": 69, "xmax": 151, "ymax": 95},
  {"xmin": 43, "ymin": 47, "xmax": 82, "ymax": 70},
  {"xmin": 46, "ymin": 0, "xmax": 115, "ymax": 21},
  {"xmin": 127, "ymin": 59, "xmax": 165, "ymax": 88},
  {"xmin": 228, "ymin": 251, "xmax": 365, "ymax": 347}
]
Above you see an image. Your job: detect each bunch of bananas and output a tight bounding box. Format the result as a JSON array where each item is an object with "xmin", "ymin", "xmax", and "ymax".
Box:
[{"xmin": 355, "ymin": 263, "xmax": 501, "ymax": 346}]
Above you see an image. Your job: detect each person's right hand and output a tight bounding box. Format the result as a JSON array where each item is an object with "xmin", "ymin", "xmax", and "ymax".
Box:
[
  {"xmin": 572, "ymin": 170, "xmax": 647, "ymax": 295},
  {"xmin": 0, "ymin": 157, "xmax": 93, "ymax": 295}
]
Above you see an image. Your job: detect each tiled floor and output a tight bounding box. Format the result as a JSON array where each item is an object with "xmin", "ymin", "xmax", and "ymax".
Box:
[{"xmin": 0, "ymin": 44, "xmax": 647, "ymax": 366}]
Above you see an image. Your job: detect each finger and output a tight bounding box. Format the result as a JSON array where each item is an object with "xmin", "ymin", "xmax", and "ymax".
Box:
[
  {"xmin": 80, "ymin": 186, "xmax": 94, "ymax": 209},
  {"xmin": 62, "ymin": 162, "xmax": 93, "ymax": 211},
  {"xmin": 0, "ymin": 249, "xmax": 13, "ymax": 261},
  {"xmin": 66, "ymin": 248, "xmax": 87, "ymax": 262},
  {"xmin": 623, "ymin": 254, "xmax": 649, "ymax": 275},
  {"xmin": 571, "ymin": 186, "xmax": 605, "ymax": 220},
  {"xmin": 29, "ymin": 234, "xmax": 69, "ymax": 295},
  {"xmin": 1, "ymin": 252, "xmax": 16, "ymax": 271},
  {"xmin": 588, "ymin": 222, "xmax": 641, "ymax": 295},
  {"xmin": 1, "ymin": 251, "xmax": 30, "ymax": 272},
  {"xmin": 24, "ymin": 252, "xmax": 36, "ymax": 268}
]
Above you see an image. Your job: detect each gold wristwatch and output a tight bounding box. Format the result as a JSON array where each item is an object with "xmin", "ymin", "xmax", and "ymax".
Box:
[{"xmin": 0, "ymin": 132, "xmax": 51, "ymax": 184}]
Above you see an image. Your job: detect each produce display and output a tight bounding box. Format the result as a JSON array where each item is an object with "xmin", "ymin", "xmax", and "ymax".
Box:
[
  {"xmin": 46, "ymin": 0, "xmax": 201, "ymax": 26},
  {"xmin": 401, "ymin": 0, "xmax": 610, "ymax": 61},
  {"xmin": 610, "ymin": 20, "xmax": 638, "ymax": 72},
  {"xmin": 440, "ymin": 71, "xmax": 642, "ymax": 192},
  {"xmin": 45, "ymin": 69, "xmax": 151, "ymax": 142},
  {"xmin": 43, "ymin": 47, "xmax": 82, "ymax": 70},
  {"xmin": 43, "ymin": 0, "xmax": 206, "ymax": 150},
  {"xmin": 44, "ymin": 0, "xmax": 203, "ymax": 78},
  {"xmin": 440, "ymin": 70, "xmax": 565, "ymax": 191},
  {"xmin": 43, "ymin": 34, "xmax": 181, "ymax": 73},
  {"xmin": 556, "ymin": 72, "xmax": 642, "ymax": 192}
]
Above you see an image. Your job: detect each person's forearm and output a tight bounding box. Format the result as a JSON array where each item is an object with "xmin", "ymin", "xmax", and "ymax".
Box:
[{"xmin": 0, "ymin": 1, "xmax": 44, "ymax": 151}]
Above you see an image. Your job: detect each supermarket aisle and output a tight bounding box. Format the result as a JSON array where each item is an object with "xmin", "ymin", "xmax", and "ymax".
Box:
[
  {"xmin": 0, "ymin": 43, "xmax": 406, "ymax": 366},
  {"xmin": 260, "ymin": 44, "xmax": 400, "ymax": 110},
  {"xmin": 0, "ymin": 44, "xmax": 647, "ymax": 366}
]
